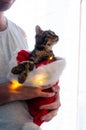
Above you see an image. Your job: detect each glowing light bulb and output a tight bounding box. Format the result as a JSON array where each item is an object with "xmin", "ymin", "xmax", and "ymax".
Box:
[
  {"xmin": 49, "ymin": 56, "xmax": 53, "ymax": 60},
  {"xmin": 10, "ymin": 80, "xmax": 22, "ymax": 93},
  {"xmin": 33, "ymin": 74, "xmax": 46, "ymax": 86}
]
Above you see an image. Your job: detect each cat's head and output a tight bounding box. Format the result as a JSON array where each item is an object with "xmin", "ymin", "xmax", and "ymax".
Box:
[{"xmin": 35, "ymin": 25, "xmax": 59, "ymax": 50}]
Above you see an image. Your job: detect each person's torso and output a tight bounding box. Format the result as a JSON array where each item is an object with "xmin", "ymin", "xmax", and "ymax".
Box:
[{"xmin": 0, "ymin": 19, "xmax": 28, "ymax": 84}]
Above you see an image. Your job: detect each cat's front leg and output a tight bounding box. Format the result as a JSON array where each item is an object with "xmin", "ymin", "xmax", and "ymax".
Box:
[{"xmin": 18, "ymin": 62, "xmax": 35, "ymax": 83}]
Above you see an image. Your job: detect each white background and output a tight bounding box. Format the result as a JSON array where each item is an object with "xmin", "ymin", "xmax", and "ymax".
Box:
[
  {"xmin": 5, "ymin": 0, "xmax": 85, "ymax": 130},
  {"xmin": 77, "ymin": 0, "xmax": 86, "ymax": 130}
]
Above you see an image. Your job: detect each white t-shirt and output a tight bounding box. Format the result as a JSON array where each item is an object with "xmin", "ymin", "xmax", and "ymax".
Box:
[
  {"xmin": 0, "ymin": 19, "xmax": 29, "ymax": 84},
  {"xmin": 0, "ymin": 19, "xmax": 41, "ymax": 130}
]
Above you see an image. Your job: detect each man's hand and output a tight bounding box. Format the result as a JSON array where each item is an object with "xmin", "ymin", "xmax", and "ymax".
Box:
[
  {"xmin": 40, "ymin": 85, "xmax": 61, "ymax": 121},
  {"xmin": 0, "ymin": 82, "xmax": 55, "ymax": 105}
]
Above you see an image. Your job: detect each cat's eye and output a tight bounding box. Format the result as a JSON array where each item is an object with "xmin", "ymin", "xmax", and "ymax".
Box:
[
  {"xmin": 51, "ymin": 32, "xmax": 55, "ymax": 35},
  {"xmin": 47, "ymin": 43, "xmax": 51, "ymax": 46},
  {"xmin": 48, "ymin": 31, "xmax": 55, "ymax": 36}
]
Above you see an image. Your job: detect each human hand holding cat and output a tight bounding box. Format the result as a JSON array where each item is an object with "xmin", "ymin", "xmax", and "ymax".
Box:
[
  {"xmin": 14, "ymin": 84, "xmax": 55, "ymax": 100},
  {"xmin": 40, "ymin": 85, "xmax": 60, "ymax": 122},
  {"xmin": 0, "ymin": 82, "xmax": 55, "ymax": 105}
]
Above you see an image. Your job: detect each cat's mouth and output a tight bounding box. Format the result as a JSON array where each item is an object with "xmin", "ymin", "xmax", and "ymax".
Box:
[
  {"xmin": 45, "ymin": 44, "xmax": 53, "ymax": 50},
  {"xmin": 47, "ymin": 36, "xmax": 59, "ymax": 46},
  {"xmin": 47, "ymin": 38, "xmax": 59, "ymax": 45}
]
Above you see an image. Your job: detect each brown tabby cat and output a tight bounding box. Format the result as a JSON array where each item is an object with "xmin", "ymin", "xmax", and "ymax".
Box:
[{"xmin": 11, "ymin": 25, "xmax": 59, "ymax": 83}]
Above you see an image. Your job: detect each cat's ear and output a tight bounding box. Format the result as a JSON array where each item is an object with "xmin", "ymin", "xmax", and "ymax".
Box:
[{"xmin": 35, "ymin": 25, "xmax": 43, "ymax": 34}]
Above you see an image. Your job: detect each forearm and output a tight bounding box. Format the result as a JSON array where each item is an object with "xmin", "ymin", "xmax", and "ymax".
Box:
[
  {"xmin": 0, "ymin": 82, "xmax": 55, "ymax": 105},
  {"xmin": 0, "ymin": 83, "xmax": 17, "ymax": 105}
]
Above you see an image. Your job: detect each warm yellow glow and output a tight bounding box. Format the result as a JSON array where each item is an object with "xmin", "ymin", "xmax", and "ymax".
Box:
[
  {"xmin": 32, "ymin": 74, "xmax": 46, "ymax": 86},
  {"xmin": 49, "ymin": 56, "xmax": 53, "ymax": 60},
  {"xmin": 9, "ymin": 80, "xmax": 22, "ymax": 93}
]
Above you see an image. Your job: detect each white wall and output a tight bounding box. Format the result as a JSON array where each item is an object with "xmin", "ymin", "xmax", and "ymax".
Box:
[
  {"xmin": 5, "ymin": 0, "xmax": 82, "ymax": 130},
  {"xmin": 77, "ymin": 0, "xmax": 86, "ymax": 130}
]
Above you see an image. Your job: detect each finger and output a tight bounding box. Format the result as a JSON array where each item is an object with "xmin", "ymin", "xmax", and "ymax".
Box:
[
  {"xmin": 52, "ymin": 85, "xmax": 60, "ymax": 93},
  {"xmin": 41, "ymin": 84, "xmax": 52, "ymax": 90},
  {"xmin": 39, "ymin": 91, "xmax": 55, "ymax": 98},
  {"xmin": 40, "ymin": 101, "xmax": 61, "ymax": 110},
  {"xmin": 41, "ymin": 109, "xmax": 58, "ymax": 122}
]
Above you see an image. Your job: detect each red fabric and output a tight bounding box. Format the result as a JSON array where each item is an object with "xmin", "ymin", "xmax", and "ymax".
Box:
[
  {"xmin": 36, "ymin": 58, "xmax": 57, "ymax": 68},
  {"xmin": 27, "ymin": 81, "xmax": 59, "ymax": 126},
  {"xmin": 16, "ymin": 50, "xmax": 30, "ymax": 64},
  {"xmin": 16, "ymin": 50, "xmax": 59, "ymax": 126}
]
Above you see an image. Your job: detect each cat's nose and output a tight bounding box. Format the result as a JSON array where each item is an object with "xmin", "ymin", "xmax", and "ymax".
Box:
[{"xmin": 56, "ymin": 35, "xmax": 59, "ymax": 41}]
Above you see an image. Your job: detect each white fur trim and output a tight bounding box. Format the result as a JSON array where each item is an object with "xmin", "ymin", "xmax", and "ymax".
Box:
[
  {"xmin": 8, "ymin": 56, "xmax": 66, "ymax": 87},
  {"xmin": 23, "ymin": 57, "xmax": 66, "ymax": 87},
  {"xmin": 23, "ymin": 122, "xmax": 41, "ymax": 130}
]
